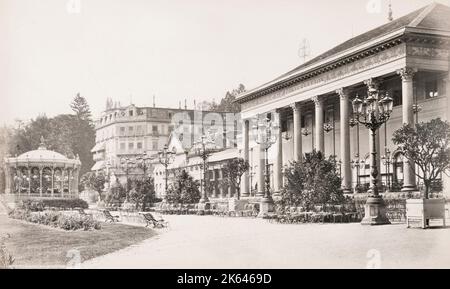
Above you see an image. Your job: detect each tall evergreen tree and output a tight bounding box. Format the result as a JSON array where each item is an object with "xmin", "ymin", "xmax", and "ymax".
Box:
[{"xmin": 70, "ymin": 93, "xmax": 92, "ymax": 123}]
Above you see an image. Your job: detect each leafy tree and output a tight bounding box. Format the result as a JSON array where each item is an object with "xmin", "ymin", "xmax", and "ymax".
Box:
[
  {"xmin": 214, "ymin": 84, "xmax": 245, "ymax": 113},
  {"xmin": 80, "ymin": 172, "xmax": 106, "ymax": 200},
  {"xmin": 165, "ymin": 170, "xmax": 201, "ymax": 204},
  {"xmin": 129, "ymin": 176, "xmax": 156, "ymax": 211},
  {"xmin": 392, "ymin": 118, "xmax": 450, "ymax": 199},
  {"xmin": 8, "ymin": 95, "xmax": 95, "ymax": 176},
  {"xmin": 70, "ymin": 93, "xmax": 92, "ymax": 123},
  {"xmin": 105, "ymin": 178, "xmax": 127, "ymax": 206},
  {"xmin": 279, "ymin": 150, "xmax": 343, "ymax": 211},
  {"xmin": 222, "ymin": 158, "xmax": 249, "ymax": 200}
]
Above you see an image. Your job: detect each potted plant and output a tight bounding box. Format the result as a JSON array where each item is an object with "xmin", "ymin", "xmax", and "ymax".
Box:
[{"xmin": 393, "ymin": 118, "xmax": 450, "ymax": 229}]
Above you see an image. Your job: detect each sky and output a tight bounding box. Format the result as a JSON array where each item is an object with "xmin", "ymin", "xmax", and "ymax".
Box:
[{"xmin": 1, "ymin": 0, "xmax": 448, "ymax": 125}]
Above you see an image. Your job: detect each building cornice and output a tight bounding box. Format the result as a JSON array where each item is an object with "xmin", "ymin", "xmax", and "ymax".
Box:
[{"xmin": 236, "ymin": 29, "xmax": 450, "ymax": 105}]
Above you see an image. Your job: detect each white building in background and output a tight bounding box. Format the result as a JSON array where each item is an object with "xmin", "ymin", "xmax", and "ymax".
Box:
[{"xmin": 91, "ymin": 100, "xmax": 240, "ymax": 185}]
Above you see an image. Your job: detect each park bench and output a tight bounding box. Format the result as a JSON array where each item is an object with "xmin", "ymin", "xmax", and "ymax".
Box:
[
  {"xmin": 76, "ymin": 208, "xmax": 93, "ymax": 218},
  {"xmin": 140, "ymin": 213, "xmax": 169, "ymax": 228},
  {"xmin": 103, "ymin": 210, "xmax": 120, "ymax": 223}
]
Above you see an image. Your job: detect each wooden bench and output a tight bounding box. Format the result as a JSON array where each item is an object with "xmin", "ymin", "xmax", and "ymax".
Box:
[
  {"xmin": 140, "ymin": 213, "xmax": 169, "ymax": 228},
  {"xmin": 103, "ymin": 210, "xmax": 120, "ymax": 223}
]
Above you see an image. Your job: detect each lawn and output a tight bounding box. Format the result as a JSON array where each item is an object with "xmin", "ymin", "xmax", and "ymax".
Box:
[{"xmin": 0, "ymin": 215, "xmax": 156, "ymax": 268}]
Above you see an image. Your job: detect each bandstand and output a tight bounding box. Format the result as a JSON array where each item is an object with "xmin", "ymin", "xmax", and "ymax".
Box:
[{"xmin": 3, "ymin": 139, "xmax": 82, "ymax": 200}]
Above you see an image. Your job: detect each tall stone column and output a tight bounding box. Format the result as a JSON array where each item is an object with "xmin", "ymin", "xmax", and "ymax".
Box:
[
  {"xmin": 444, "ymin": 75, "xmax": 450, "ymax": 199},
  {"xmin": 291, "ymin": 103, "xmax": 303, "ymax": 161},
  {"xmin": 274, "ymin": 110, "xmax": 283, "ymax": 194},
  {"xmin": 337, "ymin": 88, "xmax": 352, "ymax": 193},
  {"xmin": 397, "ymin": 67, "xmax": 418, "ymax": 192},
  {"xmin": 241, "ymin": 119, "xmax": 250, "ymax": 197},
  {"xmin": 313, "ymin": 96, "xmax": 325, "ymax": 152},
  {"xmin": 257, "ymin": 144, "xmax": 265, "ymax": 197}
]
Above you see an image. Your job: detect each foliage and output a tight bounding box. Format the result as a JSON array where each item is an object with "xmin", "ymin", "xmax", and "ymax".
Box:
[
  {"xmin": 80, "ymin": 171, "xmax": 106, "ymax": 199},
  {"xmin": 128, "ymin": 176, "xmax": 156, "ymax": 211},
  {"xmin": 200, "ymin": 84, "xmax": 245, "ymax": 113},
  {"xmin": 105, "ymin": 179, "xmax": 127, "ymax": 207},
  {"xmin": 278, "ymin": 150, "xmax": 343, "ymax": 211},
  {"xmin": 392, "ymin": 118, "xmax": 450, "ymax": 198},
  {"xmin": 165, "ymin": 170, "xmax": 201, "ymax": 204},
  {"xmin": 70, "ymin": 93, "xmax": 93, "ymax": 123},
  {"xmin": 0, "ymin": 234, "xmax": 14, "ymax": 268},
  {"xmin": 222, "ymin": 158, "xmax": 249, "ymax": 200},
  {"xmin": 7, "ymin": 93, "xmax": 95, "ymax": 176},
  {"xmin": 18, "ymin": 198, "xmax": 89, "ymax": 211},
  {"xmin": 8, "ymin": 209, "xmax": 101, "ymax": 231}
]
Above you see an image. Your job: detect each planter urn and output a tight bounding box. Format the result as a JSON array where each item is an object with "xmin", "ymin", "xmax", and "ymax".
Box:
[{"xmin": 406, "ymin": 198, "xmax": 446, "ymax": 229}]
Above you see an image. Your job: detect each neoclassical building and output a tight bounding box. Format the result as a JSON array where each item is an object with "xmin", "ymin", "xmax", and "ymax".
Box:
[
  {"xmin": 236, "ymin": 3, "xmax": 450, "ymax": 198},
  {"xmin": 3, "ymin": 139, "xmax": 82, "ymax": 200}
]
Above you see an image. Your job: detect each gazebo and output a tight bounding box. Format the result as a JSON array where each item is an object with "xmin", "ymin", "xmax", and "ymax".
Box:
[{"xmin": 3, "ymin": 138, "xmax": 82, "ymax": 199}]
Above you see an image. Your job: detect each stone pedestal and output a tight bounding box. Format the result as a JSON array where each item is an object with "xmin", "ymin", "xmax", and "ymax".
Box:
[
  {"xmin": 257, "ymin": 197, "xmax": 274, "ymax": 218},
  {"xmin": 197, "ymin": 202, "xmax": 211, "ymax": 211},
  {"xmin": 406, "ymin": 198, "xmax": 446, "ymax": 229},
  {"xmin": 361, "ymin": 196, "xmax": 391, "ymax": 226},
  {"xmin": 228, "ymin": 199, "xmax": 248, "ymax": 212}
]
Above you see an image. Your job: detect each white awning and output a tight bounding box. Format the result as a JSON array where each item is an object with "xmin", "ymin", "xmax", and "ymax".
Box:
[
  {"xmin": 91, "ymin": 161, "xmax": 105, "ymax": 171},
  {"xmin": 91, "ymin": 143, "xmax": 106, "ymax": 153}
]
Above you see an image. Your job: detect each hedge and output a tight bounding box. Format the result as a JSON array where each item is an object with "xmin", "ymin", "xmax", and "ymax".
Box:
[{"xmin": 18, "ymin": 198, "xmax": 89, "ymax": 212}]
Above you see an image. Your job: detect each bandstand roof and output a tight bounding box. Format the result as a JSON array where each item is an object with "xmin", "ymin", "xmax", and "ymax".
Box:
[{"xmin": 4, "ymin": 139, "xmax": 81, "ymax": 167}]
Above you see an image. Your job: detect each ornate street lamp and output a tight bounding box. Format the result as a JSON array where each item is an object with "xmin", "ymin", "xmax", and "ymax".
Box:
[
  {"xmin": 119, "ymin": 157, "xmax": 135, "ymax": 193},
  {"xmin": 136, "ymin": 151, "xmax": 153, "ymax": 177},
  {"xmin": 158, "ymin": 144, "xmax": 175, "ymax": 200},
  {"xmin": 352, "ymin": 90, "xmax": 393, "ymax": 225},
  {"xmin": 252, "ymin": 114, "xmax": 279, "ymax": 215},
  {"xmin": 381, "ymin": 148, "xmax": 392, "ymax": 193},
  {"xmin": 192, "ymin": 131, "xmax": 218, "ymax": 204}
]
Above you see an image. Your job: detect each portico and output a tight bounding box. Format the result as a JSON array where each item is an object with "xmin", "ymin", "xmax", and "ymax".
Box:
[{"xmin": 236, "ymin": 3, "xmax": 450, "ymax": 200}]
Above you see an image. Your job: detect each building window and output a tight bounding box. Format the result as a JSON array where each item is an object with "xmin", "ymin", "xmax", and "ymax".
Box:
[
  {"xmin": 152, "ymin": 141, "xmax": 158, "ymax": 151},
  {"xmin": 137, "ymin": 142, "xmax": 143, "ymax": 149},
  {"xmin": 120, "ymin": 143, "xmax": 125, "ymax": 150},
  {"xmin": 393, "ymin": 90, "xmax": 402, "ymax": 107},
  {"xmin": 129, "ymin": 126, "xmax": 134, "ymax": 134},
  {"xmin": 120, "ymin": 127, "xmax": 125, "ymax": 135},
  {"xmin": 152, "ymin": 125, "xmax": 158, "ymax": 134},
  {"xmin": 168, "ymin": 125, "xmax": 174, "ymax": 133},
  {"xmin": 129, "ymin": 143, "xmax": 134, "ymax": 150},
  {"xmin": 425, "ymin": 80, "xmax": 439, "ymax": 99},
  {"xmin": 129, "ymin": 110, "xmax": 134, "ymax": 116}
]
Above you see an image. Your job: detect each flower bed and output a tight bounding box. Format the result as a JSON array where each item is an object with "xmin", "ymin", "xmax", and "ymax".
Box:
[{"xmin": 8, "ymin": 209, "xmax": 101, "ymax": 231}]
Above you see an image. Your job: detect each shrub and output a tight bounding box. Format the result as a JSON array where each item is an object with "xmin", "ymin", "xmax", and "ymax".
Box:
[
  {"xmin": 278, "ymin": 150, "xmax": 343, "ymax": 211},
  {"xmin": 18, "ymin": 198, "xmax": 89, "ymax": 211},
  {"xmin": 0, "ymin": 235, "xmax": 14, "ymax": 269},
  {"xmin": 8, "ymin": 209, "xmax": 101, "ymax": 231}
]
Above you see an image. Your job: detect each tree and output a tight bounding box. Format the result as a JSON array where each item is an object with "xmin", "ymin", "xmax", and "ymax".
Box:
[
  {"xmin": 70, "ymin": 93, "xmax": 92, "ymax": 123},
  {"xmin": 80, "ymin": 172, "xmax": 106, "ymax": 199},
  {"xmin": 279, "ymin": 150, "xmax": 343, "ymax": 211},
  {"xmin": 165, "ymin": 170, "xmax": 201, "ymax": 204},
  {"xmin": 128, "ymin": 176, "xmax": 156, "ymax": 211},
  {"xmin": 392, "ymin": 118, "xmax": 450, "ymax": 199},
  {"xmin": 222, "ymin": 158, "xmax": 249, "ymax": 200},
  {"xmin": 214, "ymin": 84, "xmax": 245, "ymax": 113}
]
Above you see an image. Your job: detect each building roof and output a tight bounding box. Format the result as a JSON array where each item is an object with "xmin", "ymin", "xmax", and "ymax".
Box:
[{"xmin": 237, "ymin": 2, "xmax": 450, "ymax": 102}]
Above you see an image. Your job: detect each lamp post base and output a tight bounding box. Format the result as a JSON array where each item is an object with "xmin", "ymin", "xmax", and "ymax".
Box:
[
  {"xmin": 257, "ymin": 197, "xmax": 274, "ymax": 218},
  {"xmin": 361, "ymin": 196, "xmax": 391, "ymax": 226}
]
